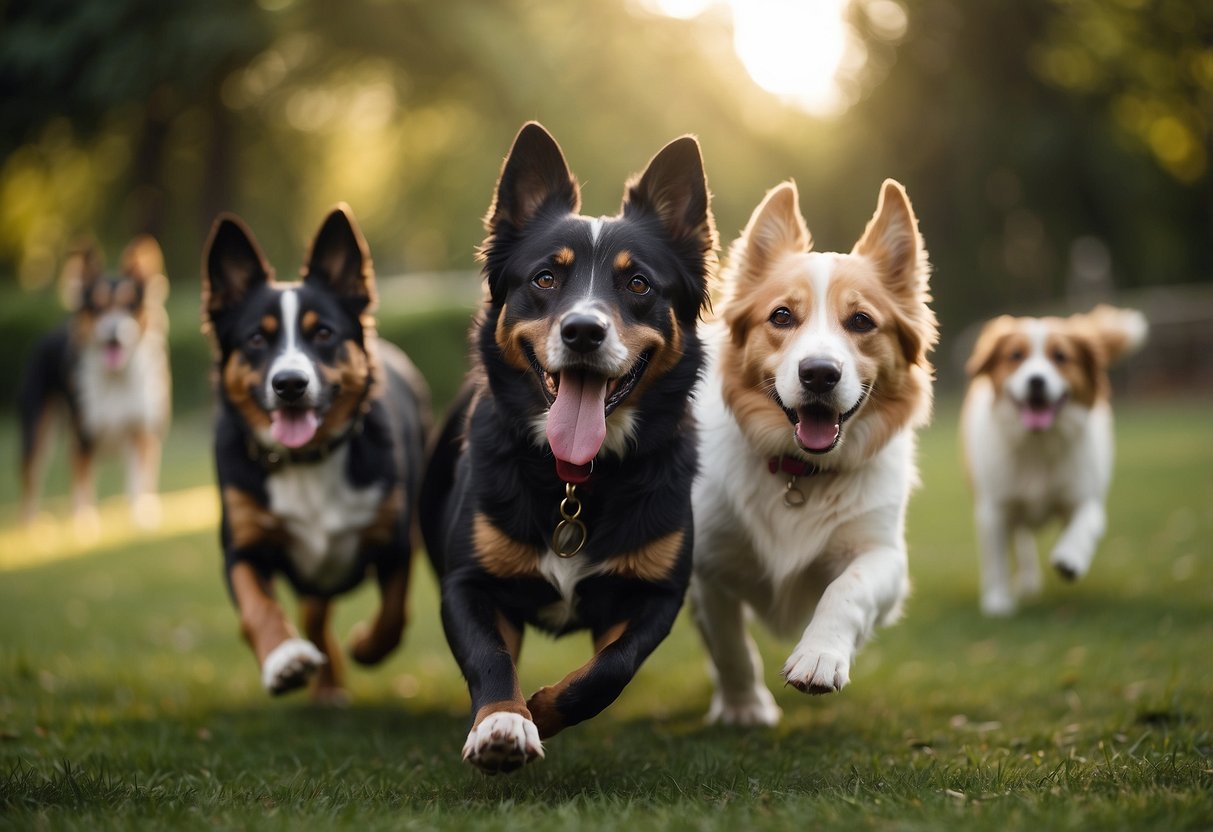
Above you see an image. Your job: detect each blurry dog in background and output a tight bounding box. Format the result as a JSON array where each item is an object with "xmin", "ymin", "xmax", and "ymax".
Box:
[
  {"xmin": 962, "ymin": 305, "xmax": 1147, "ymax": 616},
  {"xmin": 202, "ymin": 205, "xmax": 429, "ymax": 701},
  {"xmin": 19, "ymin": 236, "xmax": 171, "ymax": 532}
]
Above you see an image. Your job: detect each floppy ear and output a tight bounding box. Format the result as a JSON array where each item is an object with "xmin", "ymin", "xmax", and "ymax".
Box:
[
  {"xmin": 201, "ymin": 214, "xmax": 272, "ymax": 319},
  {"xmin": 304, "ymin": 204, "xmax": 375, "ymax": 313},
  {"xmin": 623, "ymin": 135, "xmax": 718, "ymax": 316},
  {"xmin": 484, "ymin": 121, "xmax": 579, "ymax": 234},
  {"xmin": 965, "ymin": 316, "xmax": 1016, "ymax": 378},
  {"xmin": 58, "ymin": 238, "xmax": 105, "ymax": 311},
  {"xmin": 121, "ymin": 235, "xmax": 169, "ymax": 305}
]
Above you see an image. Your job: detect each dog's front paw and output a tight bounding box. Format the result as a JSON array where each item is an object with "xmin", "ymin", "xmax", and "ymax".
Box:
[
  {"xmin": 1050, "ymin": 547, "xmax": 1090, "ymax": 582},
  {"xmin": 981, "ymin": 588, "xmax": 1017, "ymax": 617},
  {"xmin": 782, "ymin": 647, "xmax": 850, "ymax": 695},
  {"xmin": 462, "ymin": 712, "xmax": 543, "ymax": 775},
  {"xmin": 706, "ymin": 688, "xmax": 782, "ymax": 727},
  {"xmin": 261, "ymin": 638, "xmax": 327, "ymax": 695},
  {"xmin": 131, "ymin": 493, "xmax": 162, "ymax": 529}
]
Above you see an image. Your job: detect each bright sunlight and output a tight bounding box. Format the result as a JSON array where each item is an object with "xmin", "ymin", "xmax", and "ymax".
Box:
[{"xmin": 637, "ymin": 0, "xmax": 879, "ymax": 118}]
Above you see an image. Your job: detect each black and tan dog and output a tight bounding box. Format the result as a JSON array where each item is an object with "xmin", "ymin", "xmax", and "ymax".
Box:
[
  {"xmin": 19, "ymin": 236, "xmax": 170, "ymax": 532},
  {"xmin": 421, "ymin": 122, "xmax": 716, "ymax": 773},
  {"xmin": 202, "ymin": 205, "xmax": 429, "ymax": 701}
]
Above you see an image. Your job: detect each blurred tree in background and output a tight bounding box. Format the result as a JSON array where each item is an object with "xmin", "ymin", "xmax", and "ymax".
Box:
[{"xmin": 1, "ymin": 0, "xmax": 1209, "ymax": 339}]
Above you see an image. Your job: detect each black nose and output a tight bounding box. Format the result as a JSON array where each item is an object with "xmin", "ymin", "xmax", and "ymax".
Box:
[
  {"xmin": 272, "ymin": 369, "xmax": 309, "ymax": 402},
  {"xmin": 799, "ymin": 359, "xmax": 842, "ymax": 395},
  {"xmin": 561, "ymin": 314, "xmax": 607, "ymax": 354},
  {"xmin": 1028, "ymin": 375, "xmax": 1046, "ymax": 396}
]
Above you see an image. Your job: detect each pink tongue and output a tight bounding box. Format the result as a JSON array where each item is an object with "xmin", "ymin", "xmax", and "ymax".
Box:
[
  {"xmin": 547, "ymin": 370, "xmax": 608, "ymax": 466},
  {"xmin": 795, "ymin": 408, "xmax": 840, "ymax": 452},
  {"xmin": 270, "ymin": 410, "xmax": 320, "ymax": 449},
  {"xmin": 1021, "ymin": 404, "xmax": 1058, "ymax": 431},
  {"xmin": 103, "ymin": 344, "xmax": 124, "ymax": 371}
]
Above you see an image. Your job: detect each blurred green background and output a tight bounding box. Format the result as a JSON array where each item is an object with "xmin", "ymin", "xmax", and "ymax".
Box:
[{"xmin": 1, "ymin": 0, "xmax": 1211, "ymax": 415}]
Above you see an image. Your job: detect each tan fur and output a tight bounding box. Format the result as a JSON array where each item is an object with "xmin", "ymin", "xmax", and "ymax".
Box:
[
  {"xmin": 222, "ymin": 485, "xmax": 284, "ymax": 550},
  {"xmin": 602, "ymin": 530, "xmax": 684, "ymax": 582},
  {"xmin": 473, "ymin": 512, "xmax": 541, "ymax": 578}
]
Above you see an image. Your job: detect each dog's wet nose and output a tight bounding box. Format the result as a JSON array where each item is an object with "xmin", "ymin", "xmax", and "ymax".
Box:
[
  {"xmin": 561, "ymin": 314, "xmax": 607, "ymax": 354},
  {"xmin": 798, "ymin": 359, "xmax": 841, "ymax": 395},
  {"xmin": 272, "ymin": 369, "xmax": 310, "ymax": 402},
  {"xmin": 1028, "ymin": 375, "xmax": 1046, "ymax": 396}
]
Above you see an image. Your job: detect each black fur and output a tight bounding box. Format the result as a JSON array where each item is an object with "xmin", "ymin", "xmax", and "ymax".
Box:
[{"xmin": 421, "ymin": 122, "xmax": 715, "ymax": 749}]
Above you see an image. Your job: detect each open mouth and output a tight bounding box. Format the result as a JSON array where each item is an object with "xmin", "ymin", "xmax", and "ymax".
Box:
[
  {"xmin": 777, "ymin": 389, "xmax": 869, "ymax": 455},
  {"xmin": 102, "ymin": 339, "xmax": 126, "ymax": 371},
  {"xmin": 529, "ymin": 346, "xmax": 650, "ymax": 468},
  {"xmin": 1019, "ymin": 392, "xmax": 1065, "ymax": 432},
  {"xmin": 269, "ymin": 406, "xmax": 321, "ymax": 449}
]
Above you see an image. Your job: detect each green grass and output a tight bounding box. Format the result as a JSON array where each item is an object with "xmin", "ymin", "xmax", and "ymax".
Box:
[{"xmin": 1, "ymin": 396, "xmax": 1211, "ymax": 830}]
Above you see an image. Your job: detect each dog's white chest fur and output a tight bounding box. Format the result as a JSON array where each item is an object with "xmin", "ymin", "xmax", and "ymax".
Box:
[
  {"xmin": 74, "ymin": 336, "xmax": 169, "ymax": 443},
  {"xmin": 266, "ymin": 446, "xmax": 383, "ymax": 592},
  {"xmin": 535, "ymin": 550, "xmax": 605, "ymax": 630}
]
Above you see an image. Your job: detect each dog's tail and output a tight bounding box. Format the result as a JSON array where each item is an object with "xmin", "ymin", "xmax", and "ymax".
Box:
[
  {"xmin": 418, "ymin": 382, "xmax": 476, "ymax": 578},
  {"xmin": 1077, "ymin": 304, "xmax": 1148, "ymax": 366}
]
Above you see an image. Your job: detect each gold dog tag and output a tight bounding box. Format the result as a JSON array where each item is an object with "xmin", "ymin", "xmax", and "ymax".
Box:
[{"xmin": 552, "ymin": 482, "xmax": 587, "ymax": 557}]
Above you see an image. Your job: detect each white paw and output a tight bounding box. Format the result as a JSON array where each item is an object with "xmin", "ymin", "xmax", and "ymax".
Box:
[
  {"xmin": 1014, "ymin": 569, "xmax": 1043, "ymax": 599},
  {"xmin": 706, "ymin": 688, "xmax": 782, "ymax": 727},
  {"xmin": 981, "ymin": 589, "xmax": 1017, "ymax": 617},
  {"xmin": 1050, "ymin": 548, "xmax": 1089, "ymax": 582},
  {"xmin": 462, "ymin": 712, "xmax": 543, "ymax": 775},
  {"xmin": 261, "ymin": 638, "xmax": 327, "ymax": 695},
  {"xmin": 131, "ymin": 493, "xmax": 162, "ymax": 529},
  {"xmin": 781, "ymin": 647, "xmax": 850, "ymax": 695}
]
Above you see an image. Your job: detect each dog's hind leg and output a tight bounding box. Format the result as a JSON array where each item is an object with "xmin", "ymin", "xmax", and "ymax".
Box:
[
  {"xmin": 690, "ymin": 577, "xmax": 781, "ymax": 727},
  {"xmin": 349, "ymin": 560, "xmax": 410, "ymax": 666},
  {"xmin": 1013, "ymin": 526, "xmax": 1042, "ymax": 599},
  {"xmin": 19, "ymin": 405, "xmax": 56, "ymax": 525},
  {"xmin": 302, "ymin": 596, "xmax": 348, "ymax": 705},
  {"xmin": 976, "ymin": 499, "xmax": 1015, "ymax": 616},
  {"xmin": 69, "ymin": 440, "xmax": 99, "ymax": 540},
  {"xmin": 127, "ymin": 431, "xmax": 162, "ymax": 529}
]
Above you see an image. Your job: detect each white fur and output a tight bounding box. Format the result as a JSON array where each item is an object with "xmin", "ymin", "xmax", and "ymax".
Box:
[
  {"xmin": 535, "ymin": 549, "xmax": 608, "ymax": 629},
  {"xmin": 691, "ymin": 320, "xmax": 914, "ymax": 726},
  {"xmin": 266, "ymin": 289, "xmax": 321, "ymax": 406},
  {"xmin": 265, "ymin": 445, "xmax": 385, "ymax": 593},
  {"xmin": 74, "ymin": 332, "xmax": 169, "ymax": 444},
  {"xmin": 261, "ymin": 637, "xmax": 327, "ymax": 694},
  {"xmin": 462, "ymin": 711, "xmax": 544, "ymax": 773},
  {"xmin": 962, "ymin": 372, "xmax": 1113, "ymax": 617}
]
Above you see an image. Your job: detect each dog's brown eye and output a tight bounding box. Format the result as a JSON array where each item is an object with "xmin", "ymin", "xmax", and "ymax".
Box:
[
  {"xmin": 769, "ymin": 307, "xmax": 794, "ymax": 327},
  {"xmin": 1052, "ymin": 349, "xmax": 1067, "ymax": 363},
  {"xmin": 312, "ymin": 325, "xmax": 334, "ymax": 344},
  {"xmin": 247, "ymin": 332, "xmax": 267, "ymax": 349},
  {"xmin": 532, "ymin": 271, "xmax": 556, "ymax": 290},
  {"xmin": 627, "ymin": 275, "xmax": 650, "ymax": 295},
  {"xmin": 1009, "ymin": 349, "xmax": 1024, "ymax": 361},
  {"xmin": 846, "ymin": 312, "xmax": 876, "ymax": 333}
]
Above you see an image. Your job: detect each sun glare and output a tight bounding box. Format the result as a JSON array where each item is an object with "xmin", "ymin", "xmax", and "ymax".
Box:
[{"xmin": 638, "ymin": 0, "xmax": 866, "ymax": 118}]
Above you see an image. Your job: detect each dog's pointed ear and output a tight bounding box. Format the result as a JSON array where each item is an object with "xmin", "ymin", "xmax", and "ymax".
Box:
[
  {"xmin": 304, "ymin": 204, "xmax": 375, "ymax": 313},
  {"xmin": 201, "ymin": 214, "xmax": 272, "ymax": 319},
  {"xmin": 965, "ymin": 315, "xmax": 1017, "ymax": 378},
  {"xmin": 58, "ymin": 238, "xmax": 105, "ymax": 311},
  {"xmin": 623, "ymin": 135, "xmax": 718, "ymax": 316},
  {"xmin": 485, "ymin": 122, "xmax": 579, "ymax": 233},
  {"xmin": 733, "ymin": 181, "xmax": 810, "ymax": 279},
  {"xmin": 121, "ymin": 235, "xmax": 169, "ymax": 305},
  {"xmin": 854, "ymin": 179, "xmax": 925, "ymax": 294}
]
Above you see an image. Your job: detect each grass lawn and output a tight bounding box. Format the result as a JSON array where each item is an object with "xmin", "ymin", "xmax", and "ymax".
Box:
[{"xmin": 0, "ymin": 394, "xmax": 1210, "ymax": 830}]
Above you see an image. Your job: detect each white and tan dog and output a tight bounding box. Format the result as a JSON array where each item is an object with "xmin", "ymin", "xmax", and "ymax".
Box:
[
  {"xmin": 691, "ymin": 180, "xmax": 936, "ymax": 726},
  {"xmin": 962, "ymin": 305, "xmax": 1147, "ymax": 617}
]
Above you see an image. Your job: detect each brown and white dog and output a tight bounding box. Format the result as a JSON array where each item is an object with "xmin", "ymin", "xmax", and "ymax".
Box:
[
  {"xmin": 962, "ymin": 305, "xmax": 1147, "ymax": 616},
  {"xmin": 19, "ymin": 237, "xmax": 171, "ymax": 531},
  {"xmin": 691, "ymin": 180, "xmax": 936, "ymax": 725}
]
